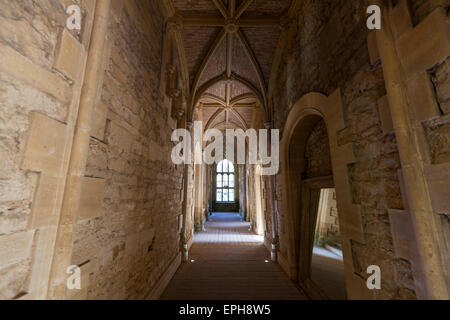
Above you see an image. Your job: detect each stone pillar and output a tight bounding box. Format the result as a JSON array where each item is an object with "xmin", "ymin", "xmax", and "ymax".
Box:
[
  {"xmin": 209, "ymin": 165, "xmax": 214, "ymax": 217},
  {"xmin": 265, "ymin": 122, "xmax": 279, "ymax": 262},
  {"xmin": 179, "ymin": 120, "xmax": 193, "ymax": 261},
  {"xmin": 203, "ymin": 164, "xmax": 210, "ymax": 222},
  {"xmin": 374, "ymin": 1, "xmax": 449, "ymax": 299},
  {"xmin": 194, "ymin": 163, "xmax": 204, "ymax": 232},
  {"xmin": 242, "ymin": 165, "xmax": 248, "ymax": 221},
  {"xmin": 47, "ymin": 0, "xmax": 112, "ymax": 299}
]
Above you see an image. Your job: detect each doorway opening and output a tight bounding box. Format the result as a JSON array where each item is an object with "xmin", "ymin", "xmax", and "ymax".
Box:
[
  {"xmin": 283, "ymin": 112, "xmax": 348, "ymax": 300},
  {"xmin": 311, "ymin": 188, "xmax": 346, "ymax": 300},
  {"xmin": 298, "ymin": 176, "xmax": 346, "ymax": 300}
]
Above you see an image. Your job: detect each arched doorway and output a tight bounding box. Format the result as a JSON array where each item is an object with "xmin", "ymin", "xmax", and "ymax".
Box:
[
  {"xmin": 288, "ymin": 116, "xmax": 346, "ymax": 299},
  {"xmin": 279, "ymin": 92, "xmax": 351, "ymax": 300}
]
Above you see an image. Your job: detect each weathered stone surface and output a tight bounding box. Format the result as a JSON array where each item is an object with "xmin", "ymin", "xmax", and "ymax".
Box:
[
  {"xmin": 377, "ymin": 95, "xmax": 394, "ymax": 134},
  {"xmin": 424, "ymin": 113, "xmax": 450, "ymax": 165},
  {"xmin": 22, "ymin": 112, "xmax": 68, "ymax": 174},
  {"xmin": 71, "ymin": 0, "xmax": 184, "ymax": 300},
  {"xmin": 0, "ymin": 0, "xmax": 85, "ymax": 300},
  {"xmin": 77, "ymin": 177, "xmax": 106, "ymax": 221},
  {"xmin": 0, "ymin": 46, "xmax": 71, "ymax": 104},
  {"xmin": 0, "ymin": 0, "xmax": 447, "ymax": 301},
  {"xmin": 271, "ymin": 0, "xmax": 416, "ymax": 299},
  {"xmin": 305, "ymin": 119, "xmax": 332, "ymax": 179},
  {"xmin": 431, "ymin": 58, "xmax": 450, "ymax": 115},
  {"xmin": 91, "ymin": 101, "xmax": 108, "ymax": 141},
  {"xmin": 28, "ymin": 174, "xmax": 62, "ymax": 228},
  {"xmin": 54, "ymin": 29, "xmax": 85, "ymax": 81},
  {"xmin": 0, "ymin": 231, "xmax": 35, "ymax": 270}
]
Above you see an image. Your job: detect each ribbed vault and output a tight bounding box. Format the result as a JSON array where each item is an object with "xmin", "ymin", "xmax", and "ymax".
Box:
[{"xmin": 164, "ymin": 0, "xmax": 298, "ymax": 129}]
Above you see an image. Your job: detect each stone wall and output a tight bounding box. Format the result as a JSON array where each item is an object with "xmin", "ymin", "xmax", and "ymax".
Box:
[
  {"xmin": 0, "ymin": 0, "xmax": 96, "ymax": 299},
  {"xmin": 401, "ymin": 0, "xmax": 445, "ymax": 26},
  {"xmin": 0, "ymin": 0, "xmax": 186, "ymax": 300},
  {"xmin": 70, "ymin": 0, "xmax": 184, "ymax": 299},
  {"xmin": 305, "ymin": 119, "xmax": 332, "ymax": 179},
  {"xmin": 426, "ymin": 59, "xmax": 450, "ymax": 165},
  {"xmin": 271, "ymin": 0, "xmax": 420, "ymax": 299}
]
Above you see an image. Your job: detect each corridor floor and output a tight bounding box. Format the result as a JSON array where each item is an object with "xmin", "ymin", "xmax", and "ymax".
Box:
[{"xmin": 161, "ymin": 212, "xmax": 306, "ymax": 300}]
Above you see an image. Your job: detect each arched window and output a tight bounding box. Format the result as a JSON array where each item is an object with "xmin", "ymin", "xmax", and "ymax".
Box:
[{"xmin": 216, "ymin": 159, "xmax": 235, "ymax": 202}]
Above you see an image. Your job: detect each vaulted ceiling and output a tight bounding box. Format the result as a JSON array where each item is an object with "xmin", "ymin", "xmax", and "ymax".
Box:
[{"xmin": 165, "ymin": 0, "xmax": 297, "ymax": 130}]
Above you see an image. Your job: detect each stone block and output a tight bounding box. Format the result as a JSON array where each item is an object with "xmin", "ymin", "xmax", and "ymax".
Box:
[
  {"xmin": 54, "ymin": 29, "xmax": 84, "ymax": 81},
  {"xmin": 405, "ymin": 72, "xmax": 441, "ymax": 121},
  {"xmin": 390, "ymin": 0, "xmax": 413, "ymax": 39},
  {"xmin": 123, "ymin": 92, "xmax": 140, "ymax": 114},
  {"xmin": 29, "ymin": 174, "xmax": 62, "ymax": 228},
  {"xmin": 0, "ymin": 46, "xmax": 71, "ymax": 103},
  {"xmin": 107, "ymin": 121, "xmax": 133, "ymax": 153},
  {"xmin": 22, "ymin": 112, "xmax": 69, "ymax": 174},
  {"xmin": 388, "ymin": 209, "xmax": 415, "ymax": 261},
  {"xmin": 424, "ymin": 163, "xmax": 450, "ymax": 213},
  {"xmin": 0, "ymin": 231, "xmax": 35, "ymax": 270},
  {"xmin": 77, "ymin": 177, "xmax": 106, "ymax": 221},
  {"xmin": 377, "ymin": 95, "xmax": 394, "ymax": 134},
  {"xmin": 25, "ymin": 226, "xmax": 58, "ymax": 300},
  {"xmin": 91, "ymin": 101, "xmax": 108, "ymax": 140},
  {"xmin": 398, "ymin": 9, "xmax": 450, "ymax": 76}
]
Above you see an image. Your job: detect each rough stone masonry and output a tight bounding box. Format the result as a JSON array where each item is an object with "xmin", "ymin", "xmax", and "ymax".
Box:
[{"xmin": 0, "ymin": 0, "xmax": 449, "ymax": 300}]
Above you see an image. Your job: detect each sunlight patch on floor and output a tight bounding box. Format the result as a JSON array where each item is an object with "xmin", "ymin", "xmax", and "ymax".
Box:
[
  {"xmin": 313, "ymin": 246, "xmax": 343, "ymax": 261},
  {"xmin": 194, "ymin": 212, "xmax": 264, "ymax": 244}
]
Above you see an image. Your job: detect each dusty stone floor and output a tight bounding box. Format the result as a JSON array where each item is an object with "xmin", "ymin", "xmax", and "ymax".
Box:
[
  {"xmin": 161, "ymin": 212, "xmax": 307, "ymax": 300},
  {"xmin": 312, "ymin": 247, "xmax": 347, "ymax": 300}
]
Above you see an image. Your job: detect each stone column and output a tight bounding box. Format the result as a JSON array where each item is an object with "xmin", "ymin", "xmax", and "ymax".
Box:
[
  {"xmin": 180, "ymin": 120, "xmax": 193, "ymax": 261},
  {"xmin": 47, "ymin": 0, "xmax": 112, "ymax": 299},
  {"xmin": 209, "ymin": 165, "xmax": 214, "ymax": 217},
  {"xmin": 204, "ymin": 164, "xmax": 210, "ymax": 222},
  {"xmin": 265, "ymin": 122, "xmax": 279, "ymax": 262},
  {"xmin": 242, "ymin": 165, "xmax": 248, "ymax": 221},
  {"xmin": 194, "ymin": 163, "xmax": 204, "ymax": 232},
  {"xmin": 374, "ymin": 2, "xmax": 449, "ymax": 299}
]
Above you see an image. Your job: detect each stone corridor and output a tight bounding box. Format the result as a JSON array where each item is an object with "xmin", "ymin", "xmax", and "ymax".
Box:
[
  {"xmin": 161, "ymin": 213, "xmax": 306, "ymax": 300},
  {"xmin": 0, "ymin": 0, "xmax": 449, "ymax": 301}
]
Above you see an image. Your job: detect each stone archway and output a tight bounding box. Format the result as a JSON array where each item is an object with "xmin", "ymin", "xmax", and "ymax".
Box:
[{"xmin": 278, "ymin": 92, "xmax": 372, "ymax": 299}]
